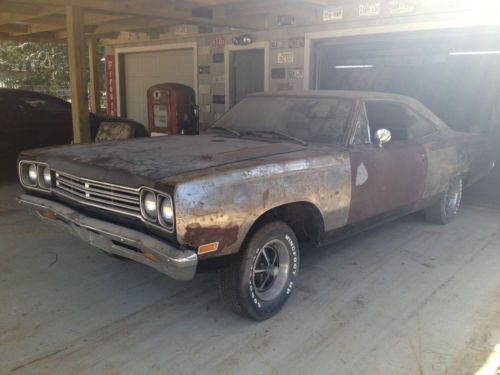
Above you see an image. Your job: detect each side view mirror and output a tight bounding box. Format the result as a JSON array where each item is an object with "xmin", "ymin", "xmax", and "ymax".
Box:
[
  {"xmin": 374, "ymin": 128, "xmax": 392, "ymax": 148},
  {"xmin": 193, "ymin": 105, "xmax": 199, "ymax": 118}
]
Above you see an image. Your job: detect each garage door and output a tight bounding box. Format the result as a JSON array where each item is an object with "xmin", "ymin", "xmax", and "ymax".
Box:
[
  {"xmin": 123, "ymin": 48, "xmax": 194, "ymax": 126},
  {"xmin": 312, "ymin": 30, "xmax": 500, "ymax": 135}
]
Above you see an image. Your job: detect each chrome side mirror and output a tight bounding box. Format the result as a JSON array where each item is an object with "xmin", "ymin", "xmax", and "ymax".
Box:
[{"xmin": 374, "ymin": 128, "xmax": 392, "ymax": 148}]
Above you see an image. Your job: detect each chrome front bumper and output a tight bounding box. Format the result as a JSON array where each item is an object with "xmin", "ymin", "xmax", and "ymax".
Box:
[{"xmin": 17, "ymin": 194, "xmax": 197, "ymax": 280}]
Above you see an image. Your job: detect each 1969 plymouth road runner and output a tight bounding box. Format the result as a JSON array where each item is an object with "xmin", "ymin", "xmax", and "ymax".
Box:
[{"xmin": 17, "ymin": 91, "xmax": 494, "ymax": 320}]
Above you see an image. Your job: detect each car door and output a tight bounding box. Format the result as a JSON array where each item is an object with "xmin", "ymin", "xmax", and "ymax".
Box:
[{"xmin": 347, "ymin": 100, "xmax": 427, "ymax": 225}]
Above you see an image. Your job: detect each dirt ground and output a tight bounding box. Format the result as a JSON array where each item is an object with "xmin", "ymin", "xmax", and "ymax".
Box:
[{"xmin": 1, "ymin": 178, "xmax": 499, "ymax": 375}]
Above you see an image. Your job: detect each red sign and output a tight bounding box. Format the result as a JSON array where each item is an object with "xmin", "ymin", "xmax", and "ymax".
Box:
[{"xmin": 105, "ymin": 55, "xmax": 117, "ymax": 116}]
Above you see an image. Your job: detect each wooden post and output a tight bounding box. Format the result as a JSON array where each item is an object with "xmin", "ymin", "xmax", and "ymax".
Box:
[
  {"xmin": 66, "ymin": 5, "xmax": 91, "ymax": 143},
  {"xmin": 88, "ymin": 37, "xmax": 100, "ymax": 114}
]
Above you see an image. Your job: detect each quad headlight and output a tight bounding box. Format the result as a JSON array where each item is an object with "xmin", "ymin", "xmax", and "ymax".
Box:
[
  {"xmin": 140, "ymin": 189, "xmax": 174, "ymax": 231},
  {"xmin": 19, "ymin": 161, "xmax": 52, "ymax": 191}
]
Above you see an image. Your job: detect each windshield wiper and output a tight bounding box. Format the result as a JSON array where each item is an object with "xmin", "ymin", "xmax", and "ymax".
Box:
[
  {"xmin": 212, "ymin": 126, "xmax": 241, "ymax": 137},
  {"xmin": 247, "ymin": 130, "xmax": 308, "ymax": 146}
]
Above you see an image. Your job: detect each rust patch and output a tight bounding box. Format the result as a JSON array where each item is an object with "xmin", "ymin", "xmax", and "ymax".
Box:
[
  {"xmin": 262, "ymin": 189, "xmax": 270, "ymax": 208},
  {"xmin": 183, "ymin": 223, "xmax": 239, "ymax": 255}
]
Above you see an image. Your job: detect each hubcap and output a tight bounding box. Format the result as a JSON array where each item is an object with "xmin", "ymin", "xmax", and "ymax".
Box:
[
  {"xmin": 445, "ymin": 177, "xmax": 462, "ymax": 217},
  {"xmin": 252, "ymin": 239, "xmax": 290, "ymax": 301}
]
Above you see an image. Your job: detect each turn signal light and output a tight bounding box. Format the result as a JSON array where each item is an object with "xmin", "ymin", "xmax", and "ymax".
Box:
[
  {"xmin": 198, "ymin": 242, "xmax": 219, "ymax": 255},
  {"xmin": 38, "ymin": 210, "xmax": 57, "ymax": 221},
  {"xmin": 142, "ymin": 251, "xmax": 157, "ymax": 261}
]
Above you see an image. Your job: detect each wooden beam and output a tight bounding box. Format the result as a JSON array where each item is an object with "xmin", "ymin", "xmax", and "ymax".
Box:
[
  {"xmin": 88, "ymin": 37, "xmax": 100, "ymax": 114},
  {"xmin": 66, "ymin": 5, "xmax": 91, "ymax": 143},
  {"xmin": 19, "ymin": 0, "xmax": 263, "ymax": 29}
]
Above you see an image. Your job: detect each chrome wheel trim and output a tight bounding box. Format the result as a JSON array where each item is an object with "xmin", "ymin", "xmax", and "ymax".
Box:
[
  {"xmin": 252, "ymin": 239, "xmax": 290, "ymax": 301},
  {"xmin": 445, "ymin": 177, "xmax": 462, "ymax": 217}
]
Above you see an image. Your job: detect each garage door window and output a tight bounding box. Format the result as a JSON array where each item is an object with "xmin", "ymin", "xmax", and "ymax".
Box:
[{"xmin": 365, "ymin": 101, "xmax": 437, "ymax": 142}]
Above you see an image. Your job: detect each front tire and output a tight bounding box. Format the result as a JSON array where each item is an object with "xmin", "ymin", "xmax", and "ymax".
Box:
[
  {"xmin": 424, "ymin": 175, "xmax": 463, "ymax": 225},
  {"xmin": 218, "ymin": 221, "xmax": 300, "ymax": 321}
]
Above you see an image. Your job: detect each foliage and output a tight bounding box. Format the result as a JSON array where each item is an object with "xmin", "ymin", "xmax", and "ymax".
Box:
[{"xmin": 0, "ymin": 41, "xmax": 70, "ymax": 98}]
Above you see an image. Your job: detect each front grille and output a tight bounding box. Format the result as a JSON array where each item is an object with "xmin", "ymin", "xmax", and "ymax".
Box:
[{"xmin": 53, "ymin": 171, "xmax": 141, "ymax": 217}]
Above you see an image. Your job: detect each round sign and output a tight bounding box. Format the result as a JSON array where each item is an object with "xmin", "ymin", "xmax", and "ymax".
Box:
[{"xmin": 153, "ymin": 90, "xmax": 162, "ymax": 100}]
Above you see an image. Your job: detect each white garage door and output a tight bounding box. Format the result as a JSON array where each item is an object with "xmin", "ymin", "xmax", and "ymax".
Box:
[{"xmin": 123, "ymin": 48, "xmax": 194, "ymax": 126}]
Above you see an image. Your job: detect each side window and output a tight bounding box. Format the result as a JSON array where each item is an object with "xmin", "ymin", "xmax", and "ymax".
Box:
[
  {"xmin": 365, "ymin": 101, "xmax": 438, "ymax": 142},
  {"xmin": 352, "ymin": 103, "xmax": 370, "ymax": 145},
  {"xmin": 405, "ymin": 109, "xmax": 438, "ymax": 139}
]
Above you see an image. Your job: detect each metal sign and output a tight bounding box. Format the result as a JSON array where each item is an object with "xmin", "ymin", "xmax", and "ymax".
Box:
[
  {"xmin": 212, "ymin": 75, "xmax": 225, "ymax": 84},
  {"xmin": 198, "ymin": 65, "xmax": 210, "ymax": 74},
  {"xmin": 359, "ymin": 2, "xmax": 381, "ymax": 16},
  {"xmin": 389, "ymin": 0, "xmax": 415, "ymax": 14},
  {"xmin": 211, "ymin": 36, "xmax": 225, "ymax": 46},
  {"xmin": 277, "ymin": 51, "xmax": 294, "ymax": 64},
  {"xmin": 173, "ymin": 25, "xmax": 189, "ymax": 36},
  {"xmin": 322, "ymin": 7, "xmax": 343, "ymax": 21},
  {"xmin": 288, "ymin": 37, "xmax": 305, "ymax": 49},
  {"xmin": 288, "ymin": 68, "xmax": 304, "ymax": 80},
  {"xmin": 271, "ymin": 40, "xmax": 285, "ymax": 49},
  {"xmin": 212, "ymin": 53, "xmax": 224, "ymax": 63},
  {"xmin": 213, "ymin": 95, "xmax": 225, "ymax": 104},
  {"xmin": 198, "ymin": 46, "xmax": 211, "ymax": 55},
  {"xmin": 105, "ymin": 55, "xmax": 117, "ymax": 116}
]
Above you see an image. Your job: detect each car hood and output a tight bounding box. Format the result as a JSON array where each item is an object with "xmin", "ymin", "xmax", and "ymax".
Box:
[{"xmin": 28, "ymin": 134, "xmax": 307, "ymax": 187}]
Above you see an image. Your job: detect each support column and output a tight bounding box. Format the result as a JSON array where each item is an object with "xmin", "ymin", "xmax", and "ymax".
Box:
[
  {"xmin": 66, "ymin": 5, "xmax": 91, "ymax": 143},
  {"xmin": 88, "ymin": 37, "xmax": 100, "ymax": 114}
]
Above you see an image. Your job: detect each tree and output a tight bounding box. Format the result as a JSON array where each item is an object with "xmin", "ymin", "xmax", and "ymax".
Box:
[{"xmin": 0, "ymin": 41, "xmax": 70, "ymax": 98}]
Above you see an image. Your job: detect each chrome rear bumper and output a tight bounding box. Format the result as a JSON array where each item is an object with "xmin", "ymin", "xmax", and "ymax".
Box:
[{"xmin": 17, "ymin": 194, "xmax": 197, "ymax": 280}]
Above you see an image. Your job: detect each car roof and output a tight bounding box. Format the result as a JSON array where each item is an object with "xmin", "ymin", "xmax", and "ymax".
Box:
[
  {"xmin": 250, "ymin": 90, "xmax": 417, "ymax": 103},
  {"xmin": 248, "ymin": 90, "xmax": 449, "ymax": 129}
]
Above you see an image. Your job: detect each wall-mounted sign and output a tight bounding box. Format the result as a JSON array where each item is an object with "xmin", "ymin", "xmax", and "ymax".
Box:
[
  {"xmin": 277, "ymin": 51, "xmax": 294, "ymax": 64},
  {"xmin": 277, "ymin": 82, "xmax": 294, "ymax": 91},
  {"xmin": 173, "ymin": 25, "xmax": 189, "ymax": 36},
  {"xmin": 323, "ymin": 7, "xmax": 344, "ymax": 21},
  {"xmin": 277, "ymin": 15, "xmax": 294, "ymax": 26},
  {"xmin": 200, "ymin": 104, "xmax": 211, "ymax": 113},
  {"xmin": 359, "ymin": 2, "xmax": 381, "ymax": 16},
  {"xmin": 213, "ymin": 95, "xmax": 225, "ymax": 104},
  {"xmin": 288, "ymin": 37, "xmax": 304, "ymax": 49},
  {"xmin": 199, "ymin": 84, "xmax": 211, "ymax": 95},
  {"xmin": 211, "ymin": 36, "xmax": 225, "ymax": 46},
  {"xmin": 198, "ymin": 65, "xmax": 210, "ymax": 74},
  {"xmin": 272, "ymin": 68, "xmax": 286, "ymax": 79},
  {"xmin": 198, "ymin": 46, "xmax": 211, "ymax": 55},
  {"xmin": 198, "ymin": 26, "xmax": 213, "ymax": 34},
  {"xmin": 271, "ymin": 40, "xmax": 285, "ymax": 49},
  {"xmin": 212, "ymin": 53, "xmax": 224, "ymax": 63},
  {"xmin": 105, "ymin": 55, "xmax": 117, "ymax": 116},
  {"xmin": 389, "ymin": 0, "xmax": 415, "ymax": 14},
  {"xmin": 212, "ymin": 75, "xmax": 225, "ymax": 84},
  {"xmin": 288, "ymin": 68, "xmax": 304, "ymax": 80}
]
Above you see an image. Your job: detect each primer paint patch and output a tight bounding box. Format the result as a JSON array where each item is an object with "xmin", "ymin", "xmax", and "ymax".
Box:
[{"xmin": 356, "ymin": 162, "xmax": 368, "ymax": 186}]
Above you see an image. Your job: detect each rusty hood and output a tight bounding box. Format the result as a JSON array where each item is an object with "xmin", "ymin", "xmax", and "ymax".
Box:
[{"xmin": 26, "ymin": 134, "xmax": 307, "ymax": 186}]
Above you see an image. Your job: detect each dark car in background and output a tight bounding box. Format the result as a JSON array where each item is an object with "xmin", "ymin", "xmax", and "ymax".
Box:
[{"xmin": 0, "ymin": 89, "xmax": 148, "ymax": 177}]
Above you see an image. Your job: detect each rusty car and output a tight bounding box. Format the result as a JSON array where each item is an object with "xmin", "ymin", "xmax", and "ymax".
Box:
[{"xmin": 16, "ymin": 91, "xmax": 494, "ymax": 320}]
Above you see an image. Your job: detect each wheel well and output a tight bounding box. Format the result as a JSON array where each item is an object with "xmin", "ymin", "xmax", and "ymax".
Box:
[{"xmin": 244, "ymin": 202, "xmax": 325, "ymax": 246}]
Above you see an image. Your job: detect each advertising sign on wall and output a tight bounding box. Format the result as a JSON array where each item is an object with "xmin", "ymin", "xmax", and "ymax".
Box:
[{"xmin": 105, "ymin": 55, "xmax": 117, "ymax": 116}]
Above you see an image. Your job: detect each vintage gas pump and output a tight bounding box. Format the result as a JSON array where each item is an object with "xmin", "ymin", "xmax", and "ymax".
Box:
[{"xmin": 147, "ymin": 83, "xmax": 199, "ymax": 135}]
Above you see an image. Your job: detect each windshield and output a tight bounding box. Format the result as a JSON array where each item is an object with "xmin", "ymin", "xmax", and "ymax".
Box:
[{"xmin": 211, "ymin": 96, "xmax": 353, "ymax": 144}]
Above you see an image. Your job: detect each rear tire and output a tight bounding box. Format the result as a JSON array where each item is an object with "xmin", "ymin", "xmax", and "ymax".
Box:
[
  {"xmin": 218, "ymin": 221, "xmax": 299, "ymax": 321},
  {"xmin": 424, "ymin": 175, "xmax": 463, "ymax": 225}
]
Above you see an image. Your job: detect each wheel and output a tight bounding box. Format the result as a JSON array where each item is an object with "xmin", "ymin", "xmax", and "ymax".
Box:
[
  {"xmin": 218, "ymin": 221, "xmax": 300, "ymax": 321},
  {"xmin": 424, "ymin": 175, "xmax": 463, "ymax": 225}
]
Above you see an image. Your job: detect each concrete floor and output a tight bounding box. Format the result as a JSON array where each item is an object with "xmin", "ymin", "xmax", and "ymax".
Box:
[{"xmin": 1, "ymin": 177, "xmax": 499, "ymax": 375}]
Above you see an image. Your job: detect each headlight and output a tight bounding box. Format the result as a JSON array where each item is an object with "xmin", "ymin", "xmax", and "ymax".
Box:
[
  {"xmin": 159, "ymin": 195, "xmax": 174, "ymax": 229},
  {"xmin": 142, "ymin": 191, "xmax": 157, "ymax": 220},
  {"xmin": 39, "ymin": 166, "xmax": 52, "ymax": 188},
  {"xmin": 28, "ymin": 164, "xmax": 38, "ymax": 185}
]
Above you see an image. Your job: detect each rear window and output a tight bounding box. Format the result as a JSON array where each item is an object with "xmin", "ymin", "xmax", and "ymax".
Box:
[{"xmin": 213, "ymin": 96, "xmax": 353, "ymax": 144}]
